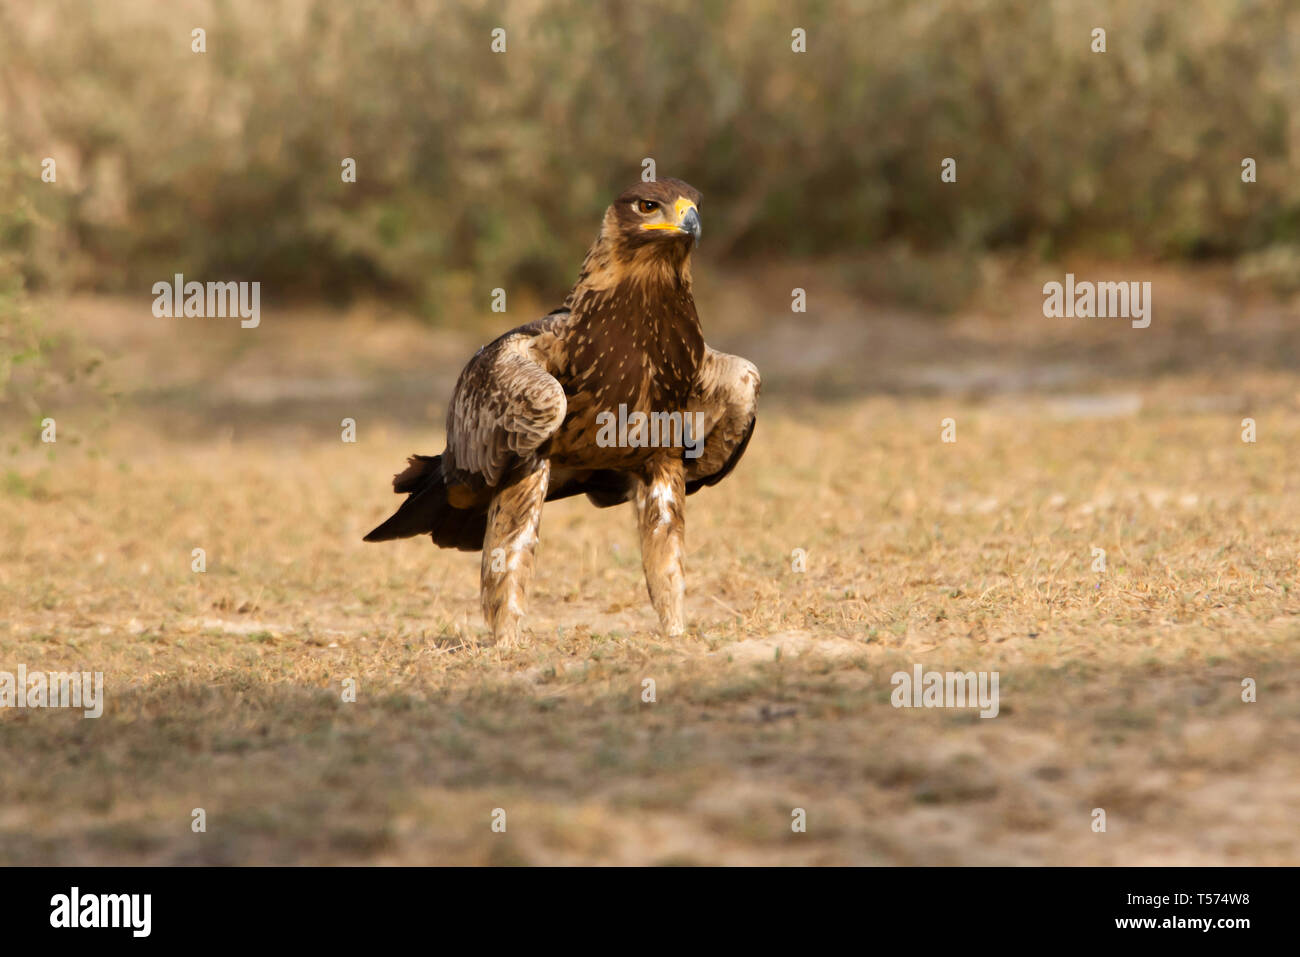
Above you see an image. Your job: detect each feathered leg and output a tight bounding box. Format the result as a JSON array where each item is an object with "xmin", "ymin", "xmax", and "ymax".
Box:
[
  {"xmin": 480, "ymin": 462, "xmax": 549, "ymax": 646},
  {"xmin": 636, "ymin": 456, "xmax": 686, "ymax": 636}
]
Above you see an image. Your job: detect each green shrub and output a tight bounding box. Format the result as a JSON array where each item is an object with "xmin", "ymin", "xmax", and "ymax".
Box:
[{"xmin": 0, "ymin": 0, "xmax": 1296, "ymax": 309}]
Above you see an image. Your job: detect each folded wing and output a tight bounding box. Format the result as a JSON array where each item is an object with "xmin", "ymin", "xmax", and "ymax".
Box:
[
  {"xmin": 685, "ymin": 348, "xmax": 761, "ymax": 493},
  {"xmin": 443, "ymin": 321, "xmax": 569, "ymax": 492}
]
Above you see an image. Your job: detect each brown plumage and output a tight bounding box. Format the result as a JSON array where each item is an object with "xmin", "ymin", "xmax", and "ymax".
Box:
[{"xmin": 364, "ymin": 178, "xmax": 760, "ymax": 644}]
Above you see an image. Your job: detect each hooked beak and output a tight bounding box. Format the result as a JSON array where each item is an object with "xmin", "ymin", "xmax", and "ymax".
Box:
[{"xmin": 679, "ymin": 204, "xmax": 702, "ymax": 245}]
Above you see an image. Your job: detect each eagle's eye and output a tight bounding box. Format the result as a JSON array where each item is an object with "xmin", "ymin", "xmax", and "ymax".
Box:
[{"xmin": 636, "ymin": 199, "xmax": 660, "ymax": 215}]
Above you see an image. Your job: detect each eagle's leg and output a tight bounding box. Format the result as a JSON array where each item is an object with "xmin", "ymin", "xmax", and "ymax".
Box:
[
  {"xmin": 480, "ymin": 461, "xmax": 550, "ymax": 646},
  {"xmin": 635, "ymin": 455, "xmax": 687, "ymax": 637}
]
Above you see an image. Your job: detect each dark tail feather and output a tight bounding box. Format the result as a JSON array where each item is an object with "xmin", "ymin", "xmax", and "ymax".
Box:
[{"xmin": 363, "ymin": 454, "xmax": 487, "ymax": 551}]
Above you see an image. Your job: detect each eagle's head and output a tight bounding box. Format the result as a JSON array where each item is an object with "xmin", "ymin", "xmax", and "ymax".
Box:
[
  {"xmin": 566, "ymin": 178, "xmax": 705, "ymax": 305},
  {"xmin": 604, "ymin": 178, "xmax": 703, "ymax": 261}
]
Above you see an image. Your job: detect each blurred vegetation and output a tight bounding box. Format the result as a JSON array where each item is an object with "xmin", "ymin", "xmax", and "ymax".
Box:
[
  {"xmin": 1, "ymin": 0, "xmax": 1298, "ymax": 313},
  {"xmin": 0, "ymin": 150, "xmax": 104, "ymax": 428}
]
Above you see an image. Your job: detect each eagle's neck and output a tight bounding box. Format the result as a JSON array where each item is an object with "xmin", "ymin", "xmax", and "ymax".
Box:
[{"xmin": 562, "ymin": 237, "xmax": 705, "ymax": 407}]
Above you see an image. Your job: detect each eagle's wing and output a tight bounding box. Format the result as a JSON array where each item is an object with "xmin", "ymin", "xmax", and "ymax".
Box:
[
  {"xmin": 684, "ymin": 347, "xmax": 761, "ymax": 493},
  {"xmin": 443, "ymin": 317, "xmax": 568, "ymax": 490}
]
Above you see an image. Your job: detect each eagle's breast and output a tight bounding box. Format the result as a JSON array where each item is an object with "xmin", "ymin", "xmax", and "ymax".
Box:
[{"xmin": 550, "ymin": 277, "xmax": 704, "ymax": 467}]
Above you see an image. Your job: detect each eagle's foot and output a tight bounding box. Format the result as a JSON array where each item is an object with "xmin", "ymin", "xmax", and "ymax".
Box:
[
  {"xmin": 659, "ymin": 618, "xmax": 685, "ymax": 639},
  {"xmin": 489, "ymin": 619, "xmax": 525, "ymax": 649}
]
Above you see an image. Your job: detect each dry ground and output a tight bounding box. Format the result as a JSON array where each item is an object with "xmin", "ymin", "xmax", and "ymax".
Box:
[{"xmin": 2, "ymin": 262, "xmax": 1298, "ymax": 864}]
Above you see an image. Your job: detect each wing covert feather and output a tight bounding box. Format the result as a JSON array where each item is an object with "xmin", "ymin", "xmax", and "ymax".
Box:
[
  {"xmin": 445, "ymin": 330, "xmax": 566, "ymax": 488},
  {"xmin": 685, "ymin": 347, "xmax": 760, "ymax": 491}
]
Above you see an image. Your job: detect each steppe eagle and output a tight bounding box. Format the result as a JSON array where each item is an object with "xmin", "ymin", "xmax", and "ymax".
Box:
[{"xmin": 364, "ymin": 178, "xmax": 760, "ymax": 645}]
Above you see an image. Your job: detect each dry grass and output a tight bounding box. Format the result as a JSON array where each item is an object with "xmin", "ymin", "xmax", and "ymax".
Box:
[{"xmin": 2, "ymin": 270, "xmax": 1299, "ymax": 864}]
